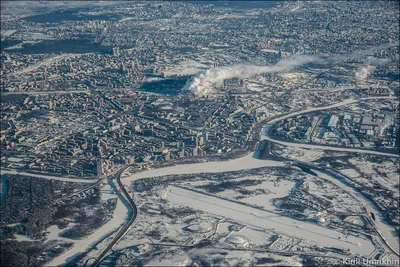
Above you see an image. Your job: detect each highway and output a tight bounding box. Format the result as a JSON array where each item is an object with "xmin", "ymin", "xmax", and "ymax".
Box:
[
  {"xmin": 263, "ymin": 135, "xmax": 399, "ymax": 157},
  {"xmin": 264, "ymin": 96, "xmax": 396, "ymax": 127},
  {"xmin": 9, "ymin": 53, "xmax": 76, "ymax": 77},
  {"xmin": 294, "ymin": 84, "xmax": 392, "ymax": 92},
  {"xmin": 291, "ymin": 161, "xmax": 400, "ymax": 257},
  {"xmin": 56, "ymin": 178, "xmax": 104, "ymax": 202},
  {"xmin": 150, "ymin": 242, "xmax": 342, "ymax": 259},
  {"xmin": 61, "ymin": 96, "xmax": 399, "ymax": 265},
  {"xmin": 261, "ymin": 96, "xmax": 399, "ymax": 157},
  {"xmin": 259, "ymin": 97, "xmax": 399, "ymax": 256},
  {"xmin": 90, "ymin": 165, "xmax": 138, "ymax": 267}
]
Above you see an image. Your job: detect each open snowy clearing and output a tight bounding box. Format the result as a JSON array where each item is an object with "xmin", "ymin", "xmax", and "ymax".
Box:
[
  {"xmin": 164, "ymin": 60, "xmax": 209, "ymax": 76},
  {"xmin": 276, "ymin": 146, "xmax": 325, "ymax": 162},
  {"xmin": 238, "ymin": 179, "xmax": 296, "ymax": 210},
  {"xmin": 121, "ymin": 152, "xmax": 399, "ymax": 256},
  {"xmin": 314, "ymin": 170, "xmax": 400, "ymax": 256},
  {"xmin": 165, "ymin": 185, "xmax": 375, "ymax": 256},
  {"xmin": 45, "ymin": 180, "xmax": 127, "ymax": 267}
]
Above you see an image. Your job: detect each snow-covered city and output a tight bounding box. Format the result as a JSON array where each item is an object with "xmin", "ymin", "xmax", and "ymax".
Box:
[{"xmin": 1, "ymin": 1, "xmax": 399, "ymax": 267}]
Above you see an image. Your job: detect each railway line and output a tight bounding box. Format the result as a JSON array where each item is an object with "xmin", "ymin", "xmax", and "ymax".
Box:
[
  {"xmin": 90, "ymin": 165, "xmax": 137, "ymax": 267},
  {"xmin": 88, "ymin": 96, "xmax": 399, "ymax": 265}
]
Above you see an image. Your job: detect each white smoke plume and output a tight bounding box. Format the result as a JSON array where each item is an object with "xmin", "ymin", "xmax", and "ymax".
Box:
[
  {"xmin": 355, "ymin": 56, "xmax": 391, "ymax": 82},
  {"xmin": 184, "ymin": 43, "xmax": 397, "ymax": 97},
  {"xmin": 355, "ymin": 65, "xmax": 376, "ymax": 81},
  {"xmin": 184, "ymin": 55, "xmax": 320, "ymax": 97}
]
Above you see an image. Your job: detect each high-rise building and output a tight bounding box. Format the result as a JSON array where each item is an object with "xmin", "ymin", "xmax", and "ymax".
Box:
[
  {"xmin": 97, "ymin": 160, "xmax": 103, "ymax": 176},
  {"xmin": 113, "ymin": 47, "xmax": 120, "ymax": 57}
]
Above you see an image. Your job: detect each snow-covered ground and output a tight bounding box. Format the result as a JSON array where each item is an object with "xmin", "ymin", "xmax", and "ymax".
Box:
[
  {"xmin": 164, "ymin": 60, "xmax": 209, "ymax": 76},
  {"xmin": 239, "ymin": 179, "xmax": 295, "ymax": 210},
  {"xmin": 276, "ymin": 146, "xmax": 325, "ymax": 162},
  {"xmin": 122, "ymin": 154, "xmax": 284, "ymax": 182},
  {"xmin": 305, "ymin": 177, "xmax": 362, "ymax": 214},
  {"xmin": 314, "ymin": 170, "xmax": 399, "ymax": 257},
  {"xmin": 262, "ymin": 96, "xmax": 399, "ymax": 157},
  {"xmin": 1, "ymin": 29, "xmax": 18, "ymax": 39},
  {"xmin": 49, "ymin": 142, "xmax": 397, "ymax": 265},
  {"xmin": 50, "ymin": 97, "xmax": 398, "ymax": 266},
  {"xmin": 348, "ymin": 158, "xmax": 399, "ymax": 197},
  {"xmin": 339, "ymin": 168, "xmax": 361, "ymax": 179},
  {"xmin": 45, "ymin": 179, "xmax": 127, "ymax": 267},
  {"xmin": 230, "ymin": 227, "xmax": 276, "ymax": 247},
  {"xmin": 165, "ymin": 185, "xmax": 375, "ymax": 256},
  {"xmin": 119, "ymin": 152, "xmax": 398, "ymax": 257},
  {"xmin": 13, "ymin": 234, "xmax": 36, "ymax": 242}
]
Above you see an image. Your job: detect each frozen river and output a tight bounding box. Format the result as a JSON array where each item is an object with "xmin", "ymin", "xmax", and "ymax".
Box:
[
  {"xmin": 260, "ymin": 96, "xmax": 399, "ymax": 256},
  {"xmin": 120, "ymin": 153, "xmax": 397, "ymax": 257},
  {"xmin": 119, "ymin": 96, "xmax": 399, "ymax": 258},
  {"xmin": 45, "ymin": 96, "xmax": 399, "ymax": 265}
]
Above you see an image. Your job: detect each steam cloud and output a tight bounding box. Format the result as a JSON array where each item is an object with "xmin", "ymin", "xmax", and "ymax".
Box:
[
  {"xmin": 355, "ymin": 56, "xmax": 391, "ymax": 82},
  {"xmin": 355, "ymin": 65, "xmax": 376, "ymax": 81},
  {"xmin": 184, "ymin": 44, "xmax": 397, "ymax": 96},
  {"xmin": 184, "ymin": 55, "xmax": 320, "ymax": 97}
]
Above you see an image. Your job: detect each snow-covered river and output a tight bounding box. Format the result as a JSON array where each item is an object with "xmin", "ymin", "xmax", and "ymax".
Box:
[
  {"xmin": 45, "ymin": 96, "xmax": 400, "ymax": 265},
  {"xmin": 120, "ymin": 153, "xmax": 399, "ymax": 258}
]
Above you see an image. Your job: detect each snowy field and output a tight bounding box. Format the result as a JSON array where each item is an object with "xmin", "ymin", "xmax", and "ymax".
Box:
[
  {"xmin": 120, "ymin": 152, "xmax": 399, "ymax": 257},
  {"xmin": 339, "ymin": 169, "xmax": 361, "ymax": 178},
  {"xmin": 314, "ymin": 170, "xmax": 400, "ymax": 256},
  {"xmin": 216, "ymin": 176, "xmax": 295, "ymax": 211},
  {"xmin": 165, "ymin": 185, "xmax": 376, "ymax": 256},
  {"xmin": 349, "ymin": 157, "xmax": 399, "ymax": 197},
  {"xmin": 275, "ymin": 146, "xmax": 325, "ymax": 162},
  {"xmin": 45, "ymin": 179, "xmax": 127, "ymax": 266},
  {"xmin": 305, "ymin": 177, "xmax": 363, "ymax": 214},
  {"xmin": 164, "ymin": 60, "xmax": 209, "ymax": 76},
  {"xmin": 67, "ymin": 152, "xmax": 398, "ymax": 266}
]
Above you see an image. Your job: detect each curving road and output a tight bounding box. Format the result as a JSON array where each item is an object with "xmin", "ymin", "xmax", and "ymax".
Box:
[
  {"xmin": 261, "ymin": 96, "xmax": 399, "ymax": 157},
  {"xmin": 260, "ymin": 96, "xmax": 399, "ymax": 256},
  {"xmin": 45, "ymin": 96, "xmax": 399, "ymax": 265},
  {"xmin": 265, "ymin": 96, "xmax": 396, "ymax": 126},
  {"xmin": 262, "ymin": 135, "xmax": 399, "ymax": 157},
  {"xmin": 116, "ymin": 152, "xmax": 399, "ymax": 258},
  {"xmin": 290, "ymin": 161, "xmax": 400, "ymax": 257},
  {"xmin": 9, "ymin": 54, "xmax": 75, "ymax": 77},
  {"xmin": 90, "ymin": 96, "xmax": 399, "ymax": 265},
  {"xmin": 90, "ymin": 166, "xmax": 138, "ymax": 267}
]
